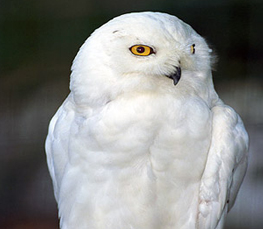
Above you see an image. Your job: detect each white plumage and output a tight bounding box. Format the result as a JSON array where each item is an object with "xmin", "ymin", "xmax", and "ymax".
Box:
[{"xmin": 45, "ymin": 12, "xmax": 249, "ymax": 229}]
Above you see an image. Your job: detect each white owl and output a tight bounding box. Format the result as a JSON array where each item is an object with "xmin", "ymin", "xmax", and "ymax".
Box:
[{"xmin": 45, "ymin": 12, "xmax": 249, "ymax": 229}]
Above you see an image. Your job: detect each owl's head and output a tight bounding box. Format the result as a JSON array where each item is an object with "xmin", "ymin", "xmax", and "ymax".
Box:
[{"xmin": 70, "ymin": 12, "xmax": 216, "ymax": 105}]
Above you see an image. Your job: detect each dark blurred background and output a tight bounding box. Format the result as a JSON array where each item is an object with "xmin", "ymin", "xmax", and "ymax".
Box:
[{"xmin": 0, "ymin": 0, "xmax": 262, "ymax": 228}]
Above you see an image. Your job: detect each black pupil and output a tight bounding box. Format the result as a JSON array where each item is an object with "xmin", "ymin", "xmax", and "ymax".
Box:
[{"xmin": 137, "ymin": 46, "xmax": 145, "ymax": 53}]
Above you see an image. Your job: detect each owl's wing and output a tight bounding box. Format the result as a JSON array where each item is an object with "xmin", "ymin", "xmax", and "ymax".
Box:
[
  {"xmin": 198, "ymin": 103, "xmax": 249, "ymax": 229},
  {"xmin": 45, "ymin": 94, "xmax": 75, "ymax": 201}
]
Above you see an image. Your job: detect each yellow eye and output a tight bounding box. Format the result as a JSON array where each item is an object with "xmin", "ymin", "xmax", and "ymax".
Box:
[
  {"xmin": 191, "ymin": 44, "xmax": 195, "ymax": 54},
  {"xmin": 129, "ymin": 45, "xmax": 155, "ymax": 56}
]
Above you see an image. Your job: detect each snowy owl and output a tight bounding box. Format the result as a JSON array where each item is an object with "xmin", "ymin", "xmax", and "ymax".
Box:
[{"xmin": 45, "ymin": 12, "xmax": 249, "ymax": 229}]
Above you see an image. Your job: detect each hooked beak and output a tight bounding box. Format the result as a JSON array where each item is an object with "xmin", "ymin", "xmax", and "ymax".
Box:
[{"xmin": 166, "ymin": 66, "xmax": 181, "ymax": 86}]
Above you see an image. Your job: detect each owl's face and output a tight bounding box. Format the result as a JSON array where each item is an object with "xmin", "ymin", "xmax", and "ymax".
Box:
[
  {"xmin": 70, "ymin": 12, "xmax": 214, "ymax": 105},
  {"xmin": 93, "ymin": 13, "xmax": 211, "ymax": 74}
]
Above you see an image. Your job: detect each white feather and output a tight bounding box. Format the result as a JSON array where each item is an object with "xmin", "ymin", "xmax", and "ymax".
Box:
[
  {"xmin": 45, "ymin": 12, "xmax": 248, "ymax": 229},
  {"xmin": 198, "ymin": 103, "xmax": 249, "ymax": 229}
]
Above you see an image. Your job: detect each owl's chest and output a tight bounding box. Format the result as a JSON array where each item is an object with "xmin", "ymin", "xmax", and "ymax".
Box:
[
  {"xmin": 68, "ymin": 93, "xmax": 212, "ymax": 228},
  {"xmin": 74, "ymin": 93, "xmax": 212, "ymax": 171}
]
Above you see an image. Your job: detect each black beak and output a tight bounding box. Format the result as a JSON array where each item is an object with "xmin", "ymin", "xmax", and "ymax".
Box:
[{"xmin": 166, "ymin": 67, "xmax": 181, "ymax": 86}]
